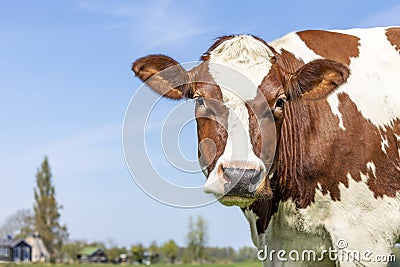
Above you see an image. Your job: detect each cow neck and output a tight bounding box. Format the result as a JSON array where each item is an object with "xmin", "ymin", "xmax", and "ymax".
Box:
[
  {"xmin": 245, "ymin": 99, "xmax": 312, "ymax": 235},
  {"xmin": 277, "ymin": 99, "xmax": 311, "ymax": 208}
]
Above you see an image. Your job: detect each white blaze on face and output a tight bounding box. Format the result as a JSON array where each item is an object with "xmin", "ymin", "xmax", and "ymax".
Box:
[
  {"xmin": 203, "ymin": 35, "xmax": 274, "ymax": 194},
  {"xmin": 208, "ymin": 35, "xmax": 275, "ymax": 100}
]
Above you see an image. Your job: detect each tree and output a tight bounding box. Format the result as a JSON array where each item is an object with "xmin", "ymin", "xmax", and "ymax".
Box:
[
  {"xmin": 235, "ymin": 246, "xmax": 258, "ymax": 262},
  {"xmin": 0, "ymin": 209, "xmax": 34, "ymax": 238},
  {"xmin": 106, "ymin": 246, "xmax": 127, "ymax": 263},
  {"xmin": 195, "ymin": 216, "xmax": 208, "ymax": 261},
  {"xmin": 161, "ymin": 239, "xmax": 179, "ymax": 263},
  {"xmin": 60, "ymin": 240, "xmax": 86, "ymax": 262},
  {"xmin": 185, "ymin": 215, "xmax": 208, "ymax": 263},
  {"xmin": 130, "ymin": 244, "xmax": 145, "ymax": 264},
  {"xmin": 148, "ymin": 241, "xmax": 160, "ymax": 263},
  {"xmin": 33, "ymin": 156, "xmax": 68, "ymax": 259}
]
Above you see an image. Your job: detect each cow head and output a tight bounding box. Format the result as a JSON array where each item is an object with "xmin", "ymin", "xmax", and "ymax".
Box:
[{"xmin": 132, "ymin": 35, "xmax": 349, "ymax": 208}]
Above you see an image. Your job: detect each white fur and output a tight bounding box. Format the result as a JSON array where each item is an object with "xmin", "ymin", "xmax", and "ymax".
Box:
[
  {"xmin": 270, "ymin": 33, "xmax": 323, "ymax": 63},
  {"xmin": 327, "ymin": 96, "xmax": 347, "ymax": 130},
  {"xmin": 367, "ymin": 161, "xmax": 377, "ymax": 178},
  {"xmin": 203, "ymin": 87, "xmax": 265, "ymax": 194},
  {"xmin": 381, "ymin": 135, "xmax": 389, "ymax": 154},
  {"xmin": 333, "ymin": 28, "xmax": 400, "ymax": 128},
  {"xmin": 208, "ymin": 35, "xmax": 274, "ymax": 100},
  {"xmin": 244, "ymin": 209, "xmax": 263, "ymax": 248},
  {"xmin": 325, "ymin": 173, "xmax": 400, "ymax": 266},
  {"xmin": 257, "ymin": 200, "xmax": 334, "ymax": 267},
  {"xmin": 202, "ymin": 29, "xmax": 400, "ymax": 266},
  {"xmin": 204, "ymin": 35, "xmax": 272, "ymax": 195},
  {"xmin": 250, "ymin": 28, "xmax": 400, "ymax": 266},
  {"xmin": 219, "ymin": 88, "xmax": 264, "ymax": 164},
  {"xmin": 255, "ymin": 171, "xmax": 400, "ymax": 266}
]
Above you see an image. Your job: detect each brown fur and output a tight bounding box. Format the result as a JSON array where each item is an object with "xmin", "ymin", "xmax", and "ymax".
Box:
[
  {"xmin": 387, "ymin": 27, "xmax": 400, "ymax": 52},
  {"xmin": 297, "ymin": 30, "xmax": 360, "ymax": 66},
  {"xmin": 193, "ymin": 64, "xmax": 229, "ymax": 175},
  {"xmin": 131, "ymin": 32, "xmax": 400, "ymax": 236},
  {"xmin": 250, "ymin": 32, "xmax": 400, "ymax": 233},
  {"xmin": 132, "ymin": 54, "xmax": 190, "ymax": 99},
  {"xmin": 288, "ymin": 59, "xmax": 350, "ymax": 100}
]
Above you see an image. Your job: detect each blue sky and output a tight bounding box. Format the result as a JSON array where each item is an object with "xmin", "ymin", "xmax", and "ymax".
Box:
[{"xmin": 0, "ymin": 0, "xmax": 399, "ymax": 249}]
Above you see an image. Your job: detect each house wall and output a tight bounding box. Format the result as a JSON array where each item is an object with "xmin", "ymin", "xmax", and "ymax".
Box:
[
  {"xmin": 0, "ymin": 246, "xmax": 11, "ymax": 262},
  {"xmin": 89, "ymin": 251, "xmax": 107, "ymax": 263},
  {"xmin": 12, "ymin": 243, "xmax": 31, "ymax": 262},
  {"xmin": 25, "ymin": 235, "xmax": 50, "ymax": 262}
]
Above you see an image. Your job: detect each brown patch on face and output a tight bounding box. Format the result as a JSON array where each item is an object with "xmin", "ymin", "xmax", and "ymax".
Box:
[
  {"xmin": 297, "ymin": 30, "xmax": 360, "ymax": 66},
  {"xmin": 193, "ymin": 63, "xmax": 229, "ymax": 176},
  {"xmin": 242, "ymin": 60, "xmax": 293, "ymax": 234},
  {"xmin": 243, "ymin": 67, "xmax": 286, "ymax": 228},
  {"xmin": 275, "ymin": 49, "xmax": 305, "ymax": 73},
  {"xmin": 247, "ymin": 66, "xmax": 286, "ymax": 162},
  {"xmin": 386, "ymin": 27, "xmax": 400, "ymax": 52}
]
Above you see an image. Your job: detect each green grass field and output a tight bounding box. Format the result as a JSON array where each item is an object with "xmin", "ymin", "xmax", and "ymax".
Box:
[{"xmin": 0, "ymin": 263, "xmax": 261, "ymax": 267}]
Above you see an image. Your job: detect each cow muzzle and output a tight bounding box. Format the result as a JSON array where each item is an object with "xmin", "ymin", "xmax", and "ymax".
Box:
[
  {"xmin": 223, "ymin": 167, "xmax": 262, "ymax": 195},
  {"xmin": 204, "ymin": 161, "xmax": 273, "ymax": 207}
]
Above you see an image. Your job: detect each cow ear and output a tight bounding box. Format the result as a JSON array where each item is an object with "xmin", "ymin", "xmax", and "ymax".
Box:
[
  {"xmin": 132, "ymin": 54, "xmax": 191, "ymax": 99},
  {"xmin": 286, "ymin": 59, "xmax": 350, "ymax": 100}
]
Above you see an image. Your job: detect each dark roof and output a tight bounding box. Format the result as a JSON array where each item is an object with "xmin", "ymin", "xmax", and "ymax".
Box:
[
  {"xmin": 0, "ymin": 238, "xmax": 31, "ymax": 248},
  {"xmin": 10, "ymin": 238, "xmax": 31, "ymax": 248},
  {"xmin": 0, "ymin": 238, "xmax": 13, "ymax": 246}
]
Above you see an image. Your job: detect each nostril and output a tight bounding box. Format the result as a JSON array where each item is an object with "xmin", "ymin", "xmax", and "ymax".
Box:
[
  {"xmin": 250, "ymin": 170, "xmax": 261, "ymax": 185},
  {"xmin": 222, "ymin": 167, "xmax": 242, "ymax": 181}
]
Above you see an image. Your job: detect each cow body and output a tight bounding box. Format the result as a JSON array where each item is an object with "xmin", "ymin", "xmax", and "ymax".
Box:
[
  {"xmin": 249, "ymin": 27, "xmax": 400, "ymax": 267},
  {"xmin": 132, "ymin": 27, "xmax": 400, "ymax": 266}
]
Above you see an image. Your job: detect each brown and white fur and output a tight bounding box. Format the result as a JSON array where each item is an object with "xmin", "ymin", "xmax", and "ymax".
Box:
[{"xmin": 132, "ymin": 27, "xmax": 400, "ymax": 266}]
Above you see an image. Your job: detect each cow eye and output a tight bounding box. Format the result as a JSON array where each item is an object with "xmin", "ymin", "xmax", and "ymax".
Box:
[
  {"xmin": 275, "ymin": 98, "xmax": 285, "ymax": 109},
  {"xmin": 196, "ymin": 97, "xmax": 204, "ymax": 106}
]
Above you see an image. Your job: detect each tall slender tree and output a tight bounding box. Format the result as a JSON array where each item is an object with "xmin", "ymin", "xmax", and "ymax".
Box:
[
  {"xmin": 33, "ymin": 156, "xmax": 68, "ymax": 259},
  {"xmin": 185, "ymin": 215, "xmax": 208, "ymax": 262}
]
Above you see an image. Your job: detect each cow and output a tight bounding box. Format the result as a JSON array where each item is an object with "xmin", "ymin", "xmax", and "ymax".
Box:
[{"xmin": 131, "ymin": 27, "xmax": 400, "ymax": 266}]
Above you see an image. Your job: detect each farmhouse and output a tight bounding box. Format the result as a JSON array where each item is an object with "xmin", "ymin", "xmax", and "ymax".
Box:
[
  {"xmin": 25, "ymin": 233, "xmax": 50, "ymax": 262},
  {"xmin": 78, "ymin": 247, "xmax": 108, "ymax": 263},
  {"xmin": 0, "ymin": 237, "xmax": 32, "ymax": 262}
]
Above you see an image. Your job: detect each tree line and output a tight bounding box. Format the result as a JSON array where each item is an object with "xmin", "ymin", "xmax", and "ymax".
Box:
[
  {"xmin": 0, "ymin": 157, "xmax": 258, "ymax": 264},
  {"xmin": 58, "ymin": 237, "xmax": 257, "ymax": 264},
  {"xmin": 58, "ymin": 215, "xmax": 257, "ymax": 264}
]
